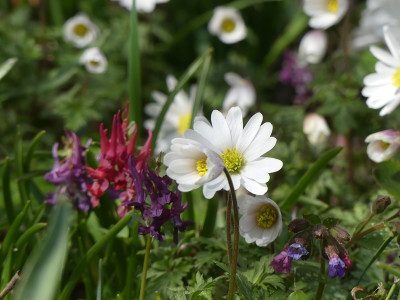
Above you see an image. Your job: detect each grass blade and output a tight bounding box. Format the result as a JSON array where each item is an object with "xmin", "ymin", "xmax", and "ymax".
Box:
[
  {"xmin": 1, "ymin": 157, "xmax": 15, "ymax": 224},
  {"xmin": 15, "ymin": 223, "xmax": 47, "ymax": 249},
  {"xmin": 0, "ymin": 58, "xmax": 17, "ymax": 80},
  {"xmin": 96, "ymin": 259, "xmax": 102, "ymax": 300},
  {"xmin": 23, "ymin": 130, "xmax": 46, "ymax": 172}
]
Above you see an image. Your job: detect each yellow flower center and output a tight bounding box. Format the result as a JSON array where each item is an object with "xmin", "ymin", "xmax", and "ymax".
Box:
[
  {"xmin": 89, "ymin": 60, "xmax": 100, "ymax": 67},
  {"xmin": 177, "ymin": 113, "xmax": 192, "ymax": 136},
  {"xmin": 196, "ymin": 157, "xmax": 208, "ymax": 177},
  {"xmin": 221, "ymin": 148, "xmax": 243, "ymax": 174},
  {"xmin": 327, "ymin": 0, "xmax": 338, "ymax": 13},
  {"xmin": 381, "ymin": 141, "xmax": 390, "ymax": 150},
  {"xmin": 393, "ymin": 67, "xmax": 400, "ymax": 87},
  {"xmin": 73, "ymin": 24, "xmax": 89, "ymax": 37},
  {"xmin": 221, "ymin": 18, "xmax": 236, "ymax": 33},
  {"xmin": 256, "ymin": 204, "xmax": 278, "ymax": 228}
]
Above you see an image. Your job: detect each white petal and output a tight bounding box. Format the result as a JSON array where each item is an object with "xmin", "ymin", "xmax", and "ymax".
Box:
[
  {"xmin": 383, "ymin": 25, "xmax": 400, "ymax": 61},
  {"xmin": 236, "ymin": 113, "xmax": 263, "ymax": 152},
  {"xmin": 370, "ymin": 46, "xmax": 398, "ymax": 67},
  {"xmin": 240, "ymin": 176, "xmax": 268, "ymax": 195},
  {"xmin": 226, "ymin": 107, "xmax": 243, "ymax": 146}
]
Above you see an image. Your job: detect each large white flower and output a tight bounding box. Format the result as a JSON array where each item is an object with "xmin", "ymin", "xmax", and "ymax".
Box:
[
  {"xmin": 144, "ymin": 75, "xmax": 197, "ymax": 154},
  {"xmin": 298, "ymin": 30, "xmax": 328, "ymax": 65},
  {"xmin": 223, "ymin": 72, "xmax": 255, "ymax": 116},
  {"xmin": 365, "ymin": 129, "xmax": 400, "ymax": 163},
  {"xmin": 63, "ymin": 13, "xmax": 99, "ymax": 48},
  {"xmin": 238, "ymin": 195, "xmax": 282, "ymax": 247},
  {"xmin": 113, "ymin": 0, "xmax": 169, "ymax": 13},
  {"xmin": 362, "ymin": 26, "xmax": 400, "ymax": 116},
  {"xmin": 208, "ymin": 6, "xmax": 246, "ymax": 44},
  {"xmin": 303, "ymin": 113, "xmax": 330, "ymax": 147},
  {"xmin": 303, "ymin": 0, "xmax": 348, "ymax": 30},
  {"xmin": 181, "ymin": 107, "xmax": 282, "ymax": 199},
  {"xmin": 79, "ymin": 47, "xmax": 107, "ymax": 74}
]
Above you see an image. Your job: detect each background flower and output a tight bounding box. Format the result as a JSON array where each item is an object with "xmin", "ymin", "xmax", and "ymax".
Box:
[
  {"xmin": 365, "ymin": 129, "xmax": 400, "ymax": 162},
  {"xmin": 208, "ymin": 6, "xmax": 246, "ymax": 44},
  {"xmin": 79, "ymin": 47, "xmax": 107, "ymax": 74},
  {"xmin": 63, "ymin": 13, "xmax": 99, "ymax": 48},
  {"xmin": 303, "ymin": 113, "xmax": 331, "ymax": 147},
  {"xmin": 303, "ymin": 0, "xmax": 348, "ymax": 29},
  {"xmin": 222, "ymin": 72, "xmax": 255, "ymax": 116},
  {"xmin": 114, "ymin": 0, "xmax": 169, "ymax": 13}
]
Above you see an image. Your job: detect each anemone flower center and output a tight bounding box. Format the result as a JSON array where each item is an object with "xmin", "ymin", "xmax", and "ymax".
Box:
[
  {"xmin": 393, "ymin": 67, "xmax": 400, "ymax": 87},
  {"xmin": 381, "ymin": 141, "xmax": 390, "ymax": 150},
  {"xmin": 327, "ymin": 0, "xmax": 338, "ymax": 13},
  {"xmin": 221, "ymin": 18, "xmax": 236, "ymax": 33},
  {"xmin": 256, "ymin": 204, "xmax": 278, "ymax": 228},
  {"xmin": 196, "ymin": 157, "xmax": 208, "ymax": 177},
  {"xmin": 177, "ymin": 113, "xmax": 192, "ymax": 135},
  {"xmin": 221, "ymin": 148, "xmax": 243, "ymax": 174},
  {"xmin": 89, "ymin": 60, "xmax": 100, "ymax": 67},
  {"xmin": 73, "ymin": 24, "xmax": 89, "ymax": 37}
]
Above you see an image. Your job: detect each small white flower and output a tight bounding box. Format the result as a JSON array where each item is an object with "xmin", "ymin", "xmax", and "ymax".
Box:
[
  {"xmin": 208, "ymin": 6, "xmax": 246, "ymax": 44},
  {"xmin": 303, "ymin": 0, "xmax": 349, "ymax": 30},
  {"xmin": 222, "ymin": 73, "xmax": 255, "ymax": 116},
  {"xmin": 63, "ymin": 13, "xmax": 99, "ymax": 48},
  {"xmin": 144, "ymin": 75, "xmax": 197, "ymax": 154},
  {"xmin": 114, "ymin": 0, "xmax": 169, "ymax": 13},
  {"xmin": 362, "ymin": 26, "xmax": 400, "ymax": 116},
  {"xmin": 303, "ymin": 113, "xmax": 330, "ymax": 147},
  {"xmin": 365, "ymin": 129, "xmax": 400, "ymax": 163},
  {"xmin": 238, "ymin": 195, "xmax": 282, "ymax": 247},
  {"xmin": 298, "ymin": 30, "xmax": 328, "ymax": 65},
  {"xmin": 79, "ymin": 47, "xmax": 107, "ymax": 74}
]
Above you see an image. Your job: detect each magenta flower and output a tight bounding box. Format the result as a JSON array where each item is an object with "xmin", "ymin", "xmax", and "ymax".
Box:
[
  {"xmin": 270, "ymin": 248, "xmax": 292, "ymax": 273},
  {"xmin": 328, "ymin": 254, "xmax": 346, "ymax": 278}
]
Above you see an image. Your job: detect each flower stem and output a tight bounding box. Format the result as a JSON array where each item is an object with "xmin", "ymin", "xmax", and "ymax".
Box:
[
  {"xmin": 139, "ymin": 235, "xmax": 152, "ymax": 300},
  {"xmin": 353, "ymin": 213, "xmax": 375, "ymax": 239},
  {"xmin": 346, "ymin": 222, "xmax": 385, "ymax": 248},
  {"xmin": 225, "ymin": 191, "xmax": 233, "ymax": 265},
  {"xmin": 315, "ymin": 242, "xmax": 326, "ymax": 300},
  {"xmin": 385, "ymin": 279, "xmax": 399, "ymax": 300}
]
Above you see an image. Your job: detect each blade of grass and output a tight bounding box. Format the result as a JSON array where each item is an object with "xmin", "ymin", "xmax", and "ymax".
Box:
[
  {"xmin": 96, "ymin": 259, "xmax": 102, "ymax": 300},
  {"xmin": 47, "ymin": 0, "xmax": 64, "ymax": 26},
  {"xmin": 0, "ymin": 58, "xmax": 17, "ymax": 80},
  {"xmin": 2, "ymin": 157, "xmax": 15, "ymax": 224},
  {"xmin": 15, "ymin": 223, "xmax": 47, "ymax": 249},
  {"xmin": 200, "ymin": 197, "xmax": 219, "ymax": 237},
  {"xmin": 23, "ymin": 130, "xmax": 45, "ymax": 172},
  {"xmin": 14, "ymin": 126, "xmax": 29, "ymax": 204},
  {"xmin": 123, "ymin": 223, "xmax": 140, "ymax": 299}
]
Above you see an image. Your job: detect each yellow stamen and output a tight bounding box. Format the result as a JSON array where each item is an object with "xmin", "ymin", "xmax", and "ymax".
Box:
[
  {"xmin": 73, "ymin": 24, "xmax": 89, "ymax": 37},
  {"xmin": 196, "ymin": 157, "xmax": 208, "ymax": 177},
  {"xmin": 256, "ymin": 204, "xmax": 278, "ymax": 228},
  {"xmin": 221, "ymin": 148, "xmax": 243, "ymax": 174},
  {"xmin": 381, "ymin": 141, "xmax": 390, "ymax": 150},
  {"xmin": 221, "ymin": 18, "xmax": 236, "ymax": 33},
  {"xmin": 177, "ymin": 113, "xmax": 192, "ymax": 136},
  {"xmin": 89, "ymin": 60, "xmax": 100, "ymax": 67},
  {"xmin": 393, "ymin": 67, "xmax": 400, "ymax": 87},
  {"xmin": 327, "ymin": 0, "xmax": 338, "ymax": 13}
]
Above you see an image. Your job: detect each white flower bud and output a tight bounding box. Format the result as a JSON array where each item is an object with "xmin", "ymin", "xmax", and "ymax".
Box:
[
  {"xmin": 365, "ymin": 130, "xmax": 400, "ymax": 163},
  {"xmin": 298, "ymin": 30, "xmax": 328, "ymax": 65},
  {"xmin": 303, "ymin": 113, "xmax": 331, "ymax": 147}
]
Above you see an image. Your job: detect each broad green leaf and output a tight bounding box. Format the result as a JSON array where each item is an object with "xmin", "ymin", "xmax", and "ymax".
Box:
[
  {"xmin": 0, "ymin": 58, "xmax": 17, "ymax": 80},
  {"xmin": 374, "ymin": 160, "xmax": 400, "ymax": 200},
  {"xmin": 303, "ymin": 214, "xmax": 321, "ymax": 225},
  {"xmin": 322, "ymin": 218, "xmax": 340, "ymax": 228},
  {"xmin": 287, "ymin": 290, "xmax": 309, "ymax": 300}
]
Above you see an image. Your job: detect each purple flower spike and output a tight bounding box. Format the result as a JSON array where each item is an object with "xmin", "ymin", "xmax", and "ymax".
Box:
[
  {"xmin": 328, "ymin": 254, "xmax": 346, "ymax": 278},
  {"xmin": 270, "ymin": 249, "xmax": 293, "ymax": 274},
  {"xmin": 287, "ymin": 243, "xmax": 309, "ymax": 260}
]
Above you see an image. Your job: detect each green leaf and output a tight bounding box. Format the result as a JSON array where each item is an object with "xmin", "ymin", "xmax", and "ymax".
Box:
[
  {"xmin": 15, "ymin": 223, "xmax": 47, "ymax": 248},
  {"xmin": 374, "ymin": 160, "xmax": 400, "ymax": 200},
  {"xmin": 376, "ymin": 261, "xmax": 400, "ymax": 278},
  {"xmin": 287, "ymin": 290, "xmax": 309, "ymax": 300},
  {"xmin": 23, "ymin": 130, "xmax": 45, "ymax": 173},
  {"xmin": 322, "ymin": 218, "xmax": 340, "ymax": 228},
  {"xmin": 0, "ymin": 58, "xmax": 17, "ymax": 80},
  {"xmin": 280, "ymin": 147, "xmax": 343, "ymax": 211},
  {"xmin": 96, "ymin": 259, "xmax": 102, "ymax": 300},
  {"xmin": 1, "ymin": 157, "xmax": 15, "ymax": 224},
  {"xmin": 303, "ymin": 214, "xmax": 321, "ymax": 225},
  {"xmin": 214, "ymin": 261, "xmax": 230, "ymax": 273}
]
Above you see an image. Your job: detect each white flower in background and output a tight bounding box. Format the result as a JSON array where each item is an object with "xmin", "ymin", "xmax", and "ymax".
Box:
[
  {"xmin": 113, "ymin": 0, "xmax": 169, "ymax": 13},
  {"xmin": 79, "ymin": 47, "xmax": 107, "ymax": 74},
  {"xmin": 298, "ymin": 30, "xmax": 328, "ymax": 65},
  {"xmin": 352, "ymin": 0, "xmax": 400, "ymax": 49},
  {"xmin": 223, "ymin": 72, "xmax": 255, "ymax": 116},
  {"xmin": 144, "ymin": 75, "xmax": 197, "ymax": 154},
  {"xmin": 365, "ymin": 130, "xmax": 400, "ymax": 163},
  {"xmin": 238, "ymin": 195, "xmax": 282, "ymax": 247},
  {"xmin": 303, "ymin": 0, "xmax": 349, "ymax": 30},
  {"xmin": 63, "ymin": 13, "xmax": 99, "ymax": 48},
  {"xmin": 303, "ymin": 113, "xmax": 331, "ymax": 147},
  {"xmin": 362, "ymin": 26, "xmax": 400, "ymax": 116},
  {"xmin": 208, "ymin": 6, "xmax": 246, "ymax": 44}
]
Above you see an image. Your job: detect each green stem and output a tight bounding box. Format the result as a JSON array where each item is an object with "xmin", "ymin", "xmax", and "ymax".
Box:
[
  {"xmin": 139, "ymin": 235, "xmax": 152, "ymax": 300},
  {"xmin": 225, "ymin": 191, "xmax": 233, "ymax": 265},
  {"xmin": 385, "ymin": 279, "xmax": 398, "ymax": 300},
  {"xmin": 315, "ymin": 245, "xmax": 326, "ymax": 300},
  {"xmin": 352, "ymin": 213, "xmax": 375, "ymax": 240},
  {"xmin": 346, "ymin": 222, "xmax": 385, "ymax": 248},
  {"xmin": 123, "ymin": 223, "xmax": 140, "ymax": 299},
  {"xmin": 200, "ymin": 196, "xmax": 219, "ymax": 238}
]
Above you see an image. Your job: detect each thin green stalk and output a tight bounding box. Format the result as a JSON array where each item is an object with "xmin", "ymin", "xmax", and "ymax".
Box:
[
  {"xmin": 182, "ymin": 191, "xmax": 195, "ymax": 225},
  {"xmin": 200, "ymin": 196, "xmax": 219, "ymax": 238},
  {"xmin": 353, "ymin": 213, "xmax": 375, "ymax": 239},
  {"xmin": 315, "ymin": 245, "xmax": 326, "ymax": 300},
  {"xmin": 346, "ymin": 222, "xmax": 385, "ymax": 248},
  {"xmin": 2, "ymin": 157, "xmax": 15, "ymax": 224},
  {"xmin": 123, "ymin": 223, "xmax": 140, "ymax": 299},
  {"xmin": 385, "ymin": 279, "xmax": 399, "ymax": 300},
  {"xmin": 139, "ymin": 235, "xmax": 152, "ymax": 300},
  {"xmin": 225, "ymin": 192, "xmax": 233, "ymax": 266},
  {"xmin": 47, "ymin": 0, "xmax": 64, "ymax": 26}
]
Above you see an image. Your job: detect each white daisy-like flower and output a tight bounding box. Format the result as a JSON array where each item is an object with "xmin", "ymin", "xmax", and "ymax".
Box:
[
  {"xmin": 223, "ymin": 72, "xmax": 255, "ymax": 116},
  {"xmin": 303, "ymin": 113, "xmax": 331, "ymax": 147},
  {"xmin": 179, "ymin": 106, "xmax": 282, "ymax": 199},
  {"xmin": 362, "ymin": 26, "xmax": 400, "ymax": 116},
  {"xmin": 303, "ymin": 0, "xmax": 349, "ymax": 30},
  {"xmin": 298, "ymin": 30, "xmax": 328, "ymax": 65},
  {"xmin": 113, "ymin": 0, "xmax": 169, "ymax": 13},
  {"xmin": 63, "ymin": 13, "xmax": 99, "ymax": 48},
  {"xmin": 79, "ymin": 47, "xmax": 107, "ymax": 74},
  {"xmin": 365, "ymin": 129, "xmax": 400, "ymax": 163},
  {"xmin": 207, "ymin": 6, "xmax": 246, "ymax": 44},
  {"xmin": 144, "ymin": 75, "xmax": 197, "ymax": 154},
  {"xmin": 238, "ymin": 195, "xmax": 282, "ymax": 247}
]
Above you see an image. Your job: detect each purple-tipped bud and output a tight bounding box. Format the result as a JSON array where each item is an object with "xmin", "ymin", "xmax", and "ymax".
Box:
[
  {"xmin": 329, "ymin": 226, "xmax": 351, "ymax": 244},
  {"xmin": 270, "ymin": 249, "xmax": 293, "ymax": 274},
  {"xmin": 372, "ymin": 195, "xmax": 391, "ymax": 214},
  {"xmin": 287, "ymin": 243, "xmax": 309, "ymax": 260},
  {"xmin": 328, "ymin": 254, "xmax": 346, "ymax": 278},
  {"xmin": 340, "ymin": 254, "xmax": 353, "ymax": 269},
  {"xmin": 288, "ymin": 219, "xmax": 312, "ymax": 233}
]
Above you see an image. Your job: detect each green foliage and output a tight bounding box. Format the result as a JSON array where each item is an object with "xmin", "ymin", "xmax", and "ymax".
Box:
[{"xmin": 374, "ymin": 160, "xmax": 400, "ymax": 200}]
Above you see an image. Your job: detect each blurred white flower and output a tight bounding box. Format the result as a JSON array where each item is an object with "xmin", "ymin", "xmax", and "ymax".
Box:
[
  {"xmin": 144, "ymin": 75, "xmax": 197, "ymax": 154},
  {"xmin": 223, "ymin": 72, "xmax": 255, "ymax": 116},
  {"xmin": 79, "ymin": 47, "xmax": 107, "ymax": 74},
  {"xmin": 114, "ymin": 0, "xmax": 169, "ymax": 13},
  {"xmin": 362, "ymin": 26, "xmax": 400, "ymax": 116},
  {"xmin": 63, "ymin": 13, "xmax": 99, "ymax": 48},
  {"xmin": 298, "ymin": 30, "xmax": 328, "ymax": 65},
  {"xmin": 303, "ymin": 0, "xmax": 348, "ymax": 30},
  {"xmin": 238, "ymin": 195, "xmax": 282, "ymax": 247},
  {"xmin": 365, "ymin": 129, "xmax": 400, "ymax": 162},
  {"xmin": 208, "ymin": 6, "xmax": 246, "ymax": 44},
  {"xmin": 303, "ymin": 113, "xmax": 330, "ymax": 147}
]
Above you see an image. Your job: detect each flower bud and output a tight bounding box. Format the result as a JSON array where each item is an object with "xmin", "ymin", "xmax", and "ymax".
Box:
[
  {"xmin": 372, "ymin": 195, "xmax": 391, "ymax": 214},
  {"xmin": 329, "ymin": 226, "xmax": 351, "ymax": 244},
  {"xmin": 298, "ymin": 30, "xmax": 328, "ymax": 65},
  {"xmin": 303, "ymin": 113, "xmax": 331, "ymax": 147},
  {"xmin": 365, "ymin": 130, "xmax": 400, "ymax": 163},
  {"xmin": 312, "ymin": 224, "xmax": 329, "ymax": 240},
  {"xmin": 288, "ymin": 219, "xmax": 312, "ymax": 233}
]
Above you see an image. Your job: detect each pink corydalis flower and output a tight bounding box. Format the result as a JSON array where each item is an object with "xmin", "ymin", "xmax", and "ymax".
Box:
[{"xmin": 270, "ymin": 248, "xmax": 292, "ymax": 273}]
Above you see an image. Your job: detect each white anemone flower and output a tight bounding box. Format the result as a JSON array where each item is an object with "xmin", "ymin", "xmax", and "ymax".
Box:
[
  {"xmin": 362, "ymin": 26, "xmax": 400, "ymax": 116},
  {"xmin": 365, "ymin": 129, "xmax": 400, "ymax": 163},
  {"xmin": 303, "ymin": 0, "xmax": 349, "ymax": 30},
  {"xmin": 223, "ymin": 73, "xmax": 255, "ymax": 116},
  {"xmin": 79, "ymin": 47, "xmax": 107, "ymax": 74},
  {"xmin": 181, "ymin": 106, "xmax": 282, "ymax": 199},
  {"xmin": 298, "ymin": 30, "xmax": 328, "ymax": 65},
  {"xmin": 208, "ymin": 6, "xmax": 246, "ymax": 44},
  {"xmin": 63, "ymin": 13, "xmax": 99, "ymax": 48},
  {"xmin": 144, "ymin": 75, "xmax": 197, "ymax": 154},
  {"xmin": 113, "ymin": 0, "xmax": 169, "ymax": 13},
  {"xmin": 303, "ymin": 113, "xmax": 331, "ymax": 147},
  {"xmin": 238, "ymin": 195, "xmax": 282, "ymax": 247}
]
